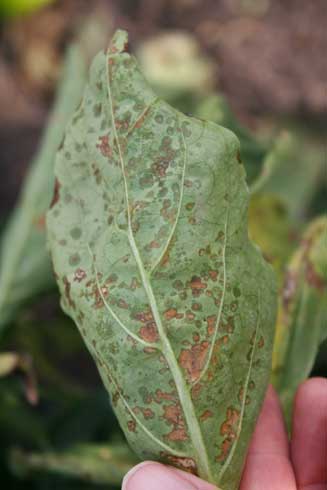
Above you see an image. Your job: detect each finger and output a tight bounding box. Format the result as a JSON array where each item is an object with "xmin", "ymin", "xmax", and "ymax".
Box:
[
  {"xmin": 240, "ymin": 385, "xmax": 297, "ymax": 490},
  {"xmin": 122, "ymin": 461, "xmax": 218, "ymax": 490},
  {"xmin": 291, "ymin": 377, "xmax": 327, "ymax": 490}
]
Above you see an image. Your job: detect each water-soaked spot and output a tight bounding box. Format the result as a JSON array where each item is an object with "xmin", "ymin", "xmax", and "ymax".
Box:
[
  {"xmin": 69, "ymin": 253, "xmax": 81, "ymax": 266},
  {"xmin": 93, "ymin": 103, "xmax": 102, "ymax": 117},
  {"xmin": 233, "ymin": 286, "xmax": 241, "ymax": 298},
  {"xmin": 230, "ymin": 301, "xmax": 238, "ymax": 312},
  {"xmin": 185, "ymin": 202, "xmax": 195, "ymax": 211},
  {"xmin": 258, "ymin": 336, "xmax": 265, "ymax": 348},
  {"xmin": 181, "ymin": 122, "xmax": 192, "ymax": 138},
  {"xmin": 64, "ymin": 193, "xmax": 72, "ymax": 204},
  {"xmin": 70, "ymin": 227, "xmax": 82, "ymax": 240},
  {"xmin": 50, "ymin": 179, "xmax": 61, "ymax": 209},
  {"xmin": 238, "ymin": 387, "xmax": 251, "ymax": 405},
  {"xmin": 155, "ymin": 114, "xmax": 164, "ymax": 124}
]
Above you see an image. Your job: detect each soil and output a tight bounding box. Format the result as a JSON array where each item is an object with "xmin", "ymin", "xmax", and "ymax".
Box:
[{"xmin": 0, "ymin": 0, "xmax": 326, "ymax": 217}]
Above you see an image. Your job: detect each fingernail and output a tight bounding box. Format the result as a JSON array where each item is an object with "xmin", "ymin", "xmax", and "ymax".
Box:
[{"xmin": 122, "ymin": 462, "xmax": 198, "ymax": 490}]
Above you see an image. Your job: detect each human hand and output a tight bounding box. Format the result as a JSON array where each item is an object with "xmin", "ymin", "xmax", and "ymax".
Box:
[{"xmin": 122, "ymin": 378, "xmax": 326, "ymax": 490}]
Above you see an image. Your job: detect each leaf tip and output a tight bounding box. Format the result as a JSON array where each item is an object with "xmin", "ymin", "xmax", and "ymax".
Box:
[{"xmin": 109, "ymin": 29, "xmax": 129, "ymax": 55}]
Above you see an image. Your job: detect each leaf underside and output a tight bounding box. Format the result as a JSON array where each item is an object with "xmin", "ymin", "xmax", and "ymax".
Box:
[{"xmin": 47, "ymin": 30, "xmax": 277, "ymax": 489}]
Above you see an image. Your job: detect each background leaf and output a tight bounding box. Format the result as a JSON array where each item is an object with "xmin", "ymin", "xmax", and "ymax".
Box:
[
  {"xmin": 11, "ymin": 443, "xmax": 138, "ymax": 486},
  {"xmin": 272, "ymin": 217, "xmax": 327, "ymax": 421}
]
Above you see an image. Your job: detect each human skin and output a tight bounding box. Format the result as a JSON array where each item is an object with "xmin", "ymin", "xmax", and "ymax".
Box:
[{"xmin": 122, "ymin": 378, "xmax": 327, "ymax": 490}]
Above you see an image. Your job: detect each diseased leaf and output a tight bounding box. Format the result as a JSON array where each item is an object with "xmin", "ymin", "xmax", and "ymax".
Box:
[
  {"xmin": 11, "ymin": 443, "xmax": 138, "ymax": 485},
  {"xmin": 47, "ymin": 30, "xmax": 277, "ymax": 489},
  {"xmin": 272, "ymin": 217, "xmax": 327, "ymax": 421},
  {"xmin": 138, "ymin": 34, "xmax": 269, "ymax": 188}
]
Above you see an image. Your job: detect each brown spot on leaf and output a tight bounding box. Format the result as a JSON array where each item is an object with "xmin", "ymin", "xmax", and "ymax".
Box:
[
  {"xmin": 179, "ymin": 342, "xmax": 210, "ymax": 382},
  {"xmin": 161, "ymin": 454, "xmax": 197, "ymax": 474},
  {"xmin": 127, "ymin": 420, "xmax": 136, "ymax": 432},
  {"xmin": 74, "ymin": 268, "xmax": 86, "ymax": 282},
  {"xmin": 96, "ymin": 135, "xmax": 112, "ymax": 158},
  {"xmin": 164, "ymin": 308, "xmax": 178, "ymax": 320},
  {"xmin": 191, "ymin": 383, "xmax": 202, "ymax": 400},
  {"xmin": 200, "ymin": 410, "xmax": 213, "ymax": 422},
  {"xmin": 163, "ymin": 403, "xmax": 188, "ymax": 442},
  {"xmin": 216, "ymin": 407, "xmax": 240, "ymax": 462},
  {"xmin": 50, "ymin": 179, "xmax": 61, "ymax": 209},
  {"xmin": 155, "ymin": 390, "xmax": 176, "ymax": 402},
  {"xmin": 190, "ymin": 276, "xmax": 207, "ymax": 290},
  {"xmin": 207, "ymin": 315, "xmax": 217, "ymax": 335},
  {"xmin": 63, "ymin": 276, "xmax": 75, "ymax": 309},
  {"xmin": 306, "ymin": 261, "xmax": 325, "ymax": 290},
  {"xmin": 139, "ymin": 323, "xmax": 159, "ymax": 343},
  {"xmin": 208, "ymin": 270, "xmax": 218, "ymax": 281}
]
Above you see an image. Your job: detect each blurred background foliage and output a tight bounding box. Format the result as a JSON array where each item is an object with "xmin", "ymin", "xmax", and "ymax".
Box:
[{"xmin": 0, "ymin": 0, "xmax": 326, "ymax": 488}]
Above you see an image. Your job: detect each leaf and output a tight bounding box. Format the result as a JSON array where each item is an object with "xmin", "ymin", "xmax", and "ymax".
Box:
[
  {"xmin": 0, "ymin": 19, "xmax": 110, "ymax": 332},
  {"xmin": 0, "ymin": 0, "xmax": 54, "ymax": 17},
  {"xmin": 137, "ymin": 34, "xmax": 269, "ymax": 188},
  {"xmin": 259, "ymin": 129, "xmax": 325, "ymax": 220},
  {"xmin": 47, "ymin": 30, "xmax": 277, "ymax": 489},
  {"xmin": 272, "ymin": 217, "xmax": 327, "ymax": 421},
  {"xmin": 11, "ymin": 443, "xmax": 138, "ymax": 485},
  {"xmin": 248, "ymin": 194, "xmax": 295, "ymax": 283}
]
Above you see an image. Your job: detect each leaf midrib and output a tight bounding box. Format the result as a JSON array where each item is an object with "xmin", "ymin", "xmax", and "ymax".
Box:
[{"xmin": 106, "ymin": 52, "xmax": 213, "ymax": 482}]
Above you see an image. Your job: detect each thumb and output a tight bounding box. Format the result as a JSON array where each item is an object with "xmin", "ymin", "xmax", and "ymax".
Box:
[{"xmin": 122, "ymin": 461, "xmax": 219, "ymax": 490}]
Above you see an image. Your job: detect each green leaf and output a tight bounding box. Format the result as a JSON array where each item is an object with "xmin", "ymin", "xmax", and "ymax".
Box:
[
  {"xmin": 11, "ymin": 443, "xmax": 138, "ymax": 485},
  {"xmin": 47, "ymin": 30, "xmax": 277, "ymax": 489},
  {"xmin": 0, "ymin": 46, "xmax": 86, "ymax": 331},
  {"xmin": 259, "ymin": 129, "xmax": 325, "ymax": 220},
  {"xmin": 0, "ymin": 18, "xmax": 110, "ymax": 332},
  {"xmin": 248, "ymin": 194, "xmax": 295, "ymax": 283},
  {"xmin": 272, "ymin": 217, "xmax": 327, "ymax": 421},
  {"xmin": 0, "ymin": 0, "xmax": 54, "ymax": 17}
]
